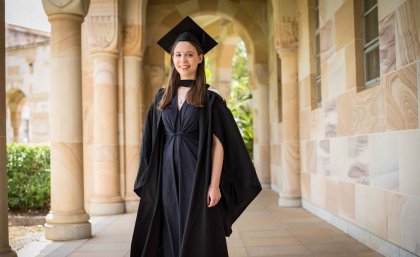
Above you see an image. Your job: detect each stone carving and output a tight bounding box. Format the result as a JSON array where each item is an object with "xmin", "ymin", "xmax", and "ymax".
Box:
[
  {"xmin": 43, "ymin": 0, "xmax": 90, "ymax": 16},
  {"xmin": 88, "ymin": 15, "xmax": 118, "ymax": 50},
  {"xmin": 254, "ymin": 63, "xmax": 269, "ymax": 85},
  {"xmin": 149, "ymin": 65, "xmax": 165, "ymax": 89},
  {"xmin": 275, "ymin": 16, "xmax": 298, "ymax": 52},
  {"xmin": 48, "ymin": 0, "xmax": 73, "ymax": 8},
  {"xmin": 123, "ymin": 25, "xmax": 143, "ymax": 56}
]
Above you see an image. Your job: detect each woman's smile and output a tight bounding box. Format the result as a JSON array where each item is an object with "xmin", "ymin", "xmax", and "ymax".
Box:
[{"xmin": 173, "ymin": 41, "xmax": 203, "ymax": 80}]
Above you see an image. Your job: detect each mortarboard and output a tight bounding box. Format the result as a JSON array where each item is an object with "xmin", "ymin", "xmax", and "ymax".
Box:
[{"xmin": 157, "ymin": 16, "xmax": 218, "ymax": 55}]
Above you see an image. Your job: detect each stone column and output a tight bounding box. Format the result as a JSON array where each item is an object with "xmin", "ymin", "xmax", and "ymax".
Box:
[
  {"xmin": 42, "ymin": 0, "xmax": 92, "ymax": 240},
  {"xmin": 253, "ymin": 63, "xmax": 271, "ymax": 185},
  {"xmin": 123, "ymin": 55, "xmax": 143, "ymax": 212},
  {"xmin": 0, "ymin": 1, "xmax": 18, "ymax": 255},
  {"xmin": 11, "ymin": 112, "xmax": 20, "ymax": 142},
  {"xmin": 122, "ymin": 1, "xmax": 146, "ymax": 211},
  {"xmin": 278, "ymin": 49, "xmax": 301, "ymax": 207},
  {"xmin": 273, "ymin": 0, "xmax": 301, "ymax": 207},
  {"xmin": 89, "ymin": 51, "xmax": 124, "ymax": 215},
  {"xmin": 218, "ymin": 81, "xmax": 231, "ymax": 101},
  {"xmin": 88, "ymin": 5, "xmax": 124, "ymax": 215}
]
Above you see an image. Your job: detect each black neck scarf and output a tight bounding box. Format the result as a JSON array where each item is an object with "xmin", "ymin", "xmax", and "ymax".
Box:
[{"xmin": 179, "ymin": 80, "xmax": 195, "ymax": 87}]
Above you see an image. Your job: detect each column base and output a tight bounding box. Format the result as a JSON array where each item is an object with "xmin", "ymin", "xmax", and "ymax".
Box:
[
  {"xmin": 0, "ymin": 251, "xmax": 17, "ymax": 257},
  {"xmin": 44, "ymin": 222, "xmax": 91, "ymax": 241},
  {"xmin": 90, "ymin": 202, "xmax": 125, "ymax": 216},
  {"xmin": 279, "ymin": 196, "xmax": 301, "ymax": 207},
  {"xmin": 125, "ymin": 200, "xmax": 139, "ymax": 213}
]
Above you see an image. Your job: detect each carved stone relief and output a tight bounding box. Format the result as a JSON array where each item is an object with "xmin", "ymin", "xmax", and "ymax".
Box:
[
  {"xmin": 254, "ymin": 63, "xmax": 269, "ymax": 85},
  {"xmin": 123, "ymin": 25, "xmax": 143, "ymax": 56},
  {"xmin": 275, "ymin": 16, "xmax": 298, "ymax": 52},
  {"xmin": 88, "ymin": 15, "xmax": 118, "ymax": 50},
  {"xmin": 48, "ymin": 0, "xmax": 73, "ymax": 8},
  {"xmin": 43, "ymin": 0, "xmax": 90, "ymax": 16}
]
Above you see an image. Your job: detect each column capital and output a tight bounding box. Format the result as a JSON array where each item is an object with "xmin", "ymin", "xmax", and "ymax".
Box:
[
  {"xmin": 42, "ymin": 0, "xmax": 90, "ymax": 17},
  {"xmin": 252, "ymin": 62, "xmax": 269, "ymax": 86},
  {"xmin": 123, "ymin": 24, "xmax": 144, "ymax": 57},
  {"xmin": 122, "ymin": 0, "xmax": 147, "ymax": 57},
  {"xmin": 275, "ymin": 16, "xmax": 298, "ymax": 57},
  {"xmin": 87, "ymin": 0, "xmax": 120, "ymax": 54},
  {"xmin": 277, "ymin": 47, "xmax": 297, "ymax": 59}
]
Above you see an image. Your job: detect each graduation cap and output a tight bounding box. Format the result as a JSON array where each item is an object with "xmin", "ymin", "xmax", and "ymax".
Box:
[{"xmin": 157, "ymin": 16, "xmax": 218, "ymax": 55}]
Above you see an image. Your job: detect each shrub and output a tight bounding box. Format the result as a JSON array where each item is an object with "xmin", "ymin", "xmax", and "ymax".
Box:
[
  {"xmin": 7, "ymin": 144, "xmax": 50, "ymax": 211},
  {"xmin": 227, "ymin": 40, "xmax": 253, "ymax": 159}
]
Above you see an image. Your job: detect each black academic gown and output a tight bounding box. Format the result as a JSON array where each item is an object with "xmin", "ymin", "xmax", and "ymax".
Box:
[{"xmin": 130, "ymin": 87, "xmax": 262, "ymax": 257}]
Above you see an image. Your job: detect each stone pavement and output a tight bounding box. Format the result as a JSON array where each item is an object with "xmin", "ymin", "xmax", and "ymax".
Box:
[{"xmin": 17, "ymin": 189, "xmax": 382, "ymax": 257}]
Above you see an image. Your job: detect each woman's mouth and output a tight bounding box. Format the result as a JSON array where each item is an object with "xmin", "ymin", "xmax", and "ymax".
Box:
[{"xmin": 179, "ymin": 65, "xmax": 190, "ymax": 70}]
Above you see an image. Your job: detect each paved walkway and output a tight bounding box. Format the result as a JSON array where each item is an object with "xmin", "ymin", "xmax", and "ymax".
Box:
[{"xmin": 17, "ymin": 189, "xmax": 382, "ymax": 257}]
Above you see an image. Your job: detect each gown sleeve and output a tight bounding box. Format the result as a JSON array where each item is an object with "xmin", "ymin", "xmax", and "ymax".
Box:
[
  {"xmin": 133, "ymin": 102, "xmax": 154, "ymax": 197},
  {"xmin": 133, "ymin": 88, "xmax": 164, "ymax": 197},
  {"xmin": 211, "ymin": 94, "xmax": 262, "ymax": 236}
]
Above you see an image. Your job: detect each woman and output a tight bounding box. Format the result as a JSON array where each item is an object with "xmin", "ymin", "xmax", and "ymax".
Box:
[{"xmin": 131, "ymin": 16, "xmax": 261, "ymax": 257}]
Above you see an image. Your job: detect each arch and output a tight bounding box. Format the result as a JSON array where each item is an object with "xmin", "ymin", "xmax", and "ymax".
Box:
[
  {"xmin": 6, "ymin": 88, "xmax": 25, "ymax": 112},
  {"xmin": 213, "ymin": 34, "xmax": 241, "ymax": 99},
  {"xmin": 5, "ymin": 88, "xmax": 27, "ymax": 142},
  {"xmin": 143, "ymin": 0, "xmax": 270, "ymax": 96},
  {"xmin": 146, "ymin": 0, "xmax": 267, "ymax": 63}
]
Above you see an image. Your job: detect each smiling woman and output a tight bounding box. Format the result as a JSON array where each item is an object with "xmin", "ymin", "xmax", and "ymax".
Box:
[
  {"xmin": 130, "ymin": 16, "xmax": 261, "ymax": 257},
  {"xmin": 172, "ymin": 41, "xmax": 203, "ymax": 80}
]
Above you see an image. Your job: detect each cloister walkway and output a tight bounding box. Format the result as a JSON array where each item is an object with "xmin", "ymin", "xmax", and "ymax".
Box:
[{"xmin": 17, "ymin": 189, "xmax": 382, "ymax": 257}]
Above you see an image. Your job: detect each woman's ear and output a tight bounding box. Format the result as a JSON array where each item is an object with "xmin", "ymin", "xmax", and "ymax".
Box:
[{"xmin": 198, "ymin": 54, "xmax": 203, "ymax": 63}]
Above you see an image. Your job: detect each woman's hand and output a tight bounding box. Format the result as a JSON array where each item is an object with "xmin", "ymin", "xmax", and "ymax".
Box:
[{"xmin": 207, "ymin": 186, "xmax": 221, "ymax": 207}]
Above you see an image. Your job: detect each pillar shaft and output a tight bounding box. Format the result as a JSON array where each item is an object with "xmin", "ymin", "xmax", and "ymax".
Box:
[
  {"xmin": 0, "ymin": 0, "xmax": 17, "ymax": 255},
  {"xmin": 279, "ymin": 49, "xmax": 301, "ymax": 207},
  {"xmin": 255, "ymin": 84, "xmax": 271, "ymax": 185},
  {"xmin": 123, "ymin": 56, "xmax": 143, "ymax": 212},
  {"xmin": 44, "ymin": 13, "xmax": 91, "ymax": 240},
  {"xmin": 90, "ymin": 52, "xmax": 124, "ymax": 215}
]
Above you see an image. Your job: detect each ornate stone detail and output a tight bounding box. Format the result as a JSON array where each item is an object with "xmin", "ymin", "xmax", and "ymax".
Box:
[
  {"xmin": 43, "ymin": 0, "xmax": 90, "ymax": 17},
  {"xmin": 148, "ymin": 65, "xmax": 165, "ymax": 89},
  {"xmin": 48, "ymin": 0, "xmax": 73, "ymax": 8},
  {"xmin": 275, "ymin": 16, "xmax": 298, "ymax": 53},
  {"xmin": 88, "ymin": 15, "xmax": 118, "ymax": 50},
  {"xmin": 254, "ymin": 63, "xmax": 269, "ymax": 85},
  {"xmin": 123, "ymin": 25, "xmax": 143, "ymax": 56}
]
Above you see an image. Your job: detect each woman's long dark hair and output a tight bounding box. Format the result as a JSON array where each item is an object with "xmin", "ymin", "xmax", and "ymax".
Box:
[{"xmin": 158, "ymin": 41, "xmax": 207, "ymax": 110}]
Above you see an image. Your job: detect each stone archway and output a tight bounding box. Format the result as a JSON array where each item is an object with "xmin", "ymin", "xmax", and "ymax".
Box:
[
  {"xmin": 5, "ymin": 88, "xmax": 26, "ymax": 143},
  {"xmin": 210, "ymin": 24, "xmax": 241, "ymax": 100}
]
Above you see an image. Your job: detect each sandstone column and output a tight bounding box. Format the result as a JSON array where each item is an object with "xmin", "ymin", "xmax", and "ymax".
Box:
[
  {"xmin": 253, "ymin": 63, "xmax": 271, "ymax": 185},
  {"xmin": 89, "ymin": 52, "xmax": 124, "ymax": 215},
  {"xmin": 122, "ymin": 0, "xmax": 147, "ymax": 212},
  {"xmin": 42, "ymin": 0, "xmax": 92, "ymax": 240},
  {"xmin": 88, "ymin": 2, "xmax": 124, "ymax": 215},
  {"xmin": 273, "ymin": 0, "xmax": 301, "ymax": 207},
  {"xmin": 123, "ymin": 55, "xmax": 143, "ymax": 212},
  {"xmin": 0, "ymin": 0, "xmax": 18, "ymax": 255},
  {"xmin": 278, "ymin": 49, "xmax": 301, "ymax": 207}
]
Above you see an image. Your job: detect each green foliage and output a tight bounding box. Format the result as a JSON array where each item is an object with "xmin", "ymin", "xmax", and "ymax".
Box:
[
  {"xmin": 205, "ymin": 57, "xmax": 213, "ymax": 85},
  {"xmin": 227, "ymin": 41, "xmax": 253, "ymax": 158},
  {"xmin": 7, "ymin": 144, "xmax": 51, "ymax": 211}
]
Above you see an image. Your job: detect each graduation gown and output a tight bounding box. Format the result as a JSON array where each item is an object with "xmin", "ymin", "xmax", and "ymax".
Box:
[{"xmin": 131, "ymin": 87, "xmax": 262, "ymax": 257}]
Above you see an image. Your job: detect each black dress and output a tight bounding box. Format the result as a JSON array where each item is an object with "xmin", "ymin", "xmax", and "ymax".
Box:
[
  {"xmin": 161, "ymin": 94, "xmax": 200, "ymax": 257},
  {"xmin": 130, "ymin": 88, "xmax": 261, "ymax": 257}
]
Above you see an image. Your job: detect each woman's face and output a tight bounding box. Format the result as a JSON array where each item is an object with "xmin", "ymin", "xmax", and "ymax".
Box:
[{"xmin": 172, "ymin": 41, "xmax": 203, "ymax": 80}]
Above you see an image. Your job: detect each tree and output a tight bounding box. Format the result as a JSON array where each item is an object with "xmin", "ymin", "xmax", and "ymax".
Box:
[{"xmin": 227, "ymin": 41, "xmax": 253, "ymax": 158}]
